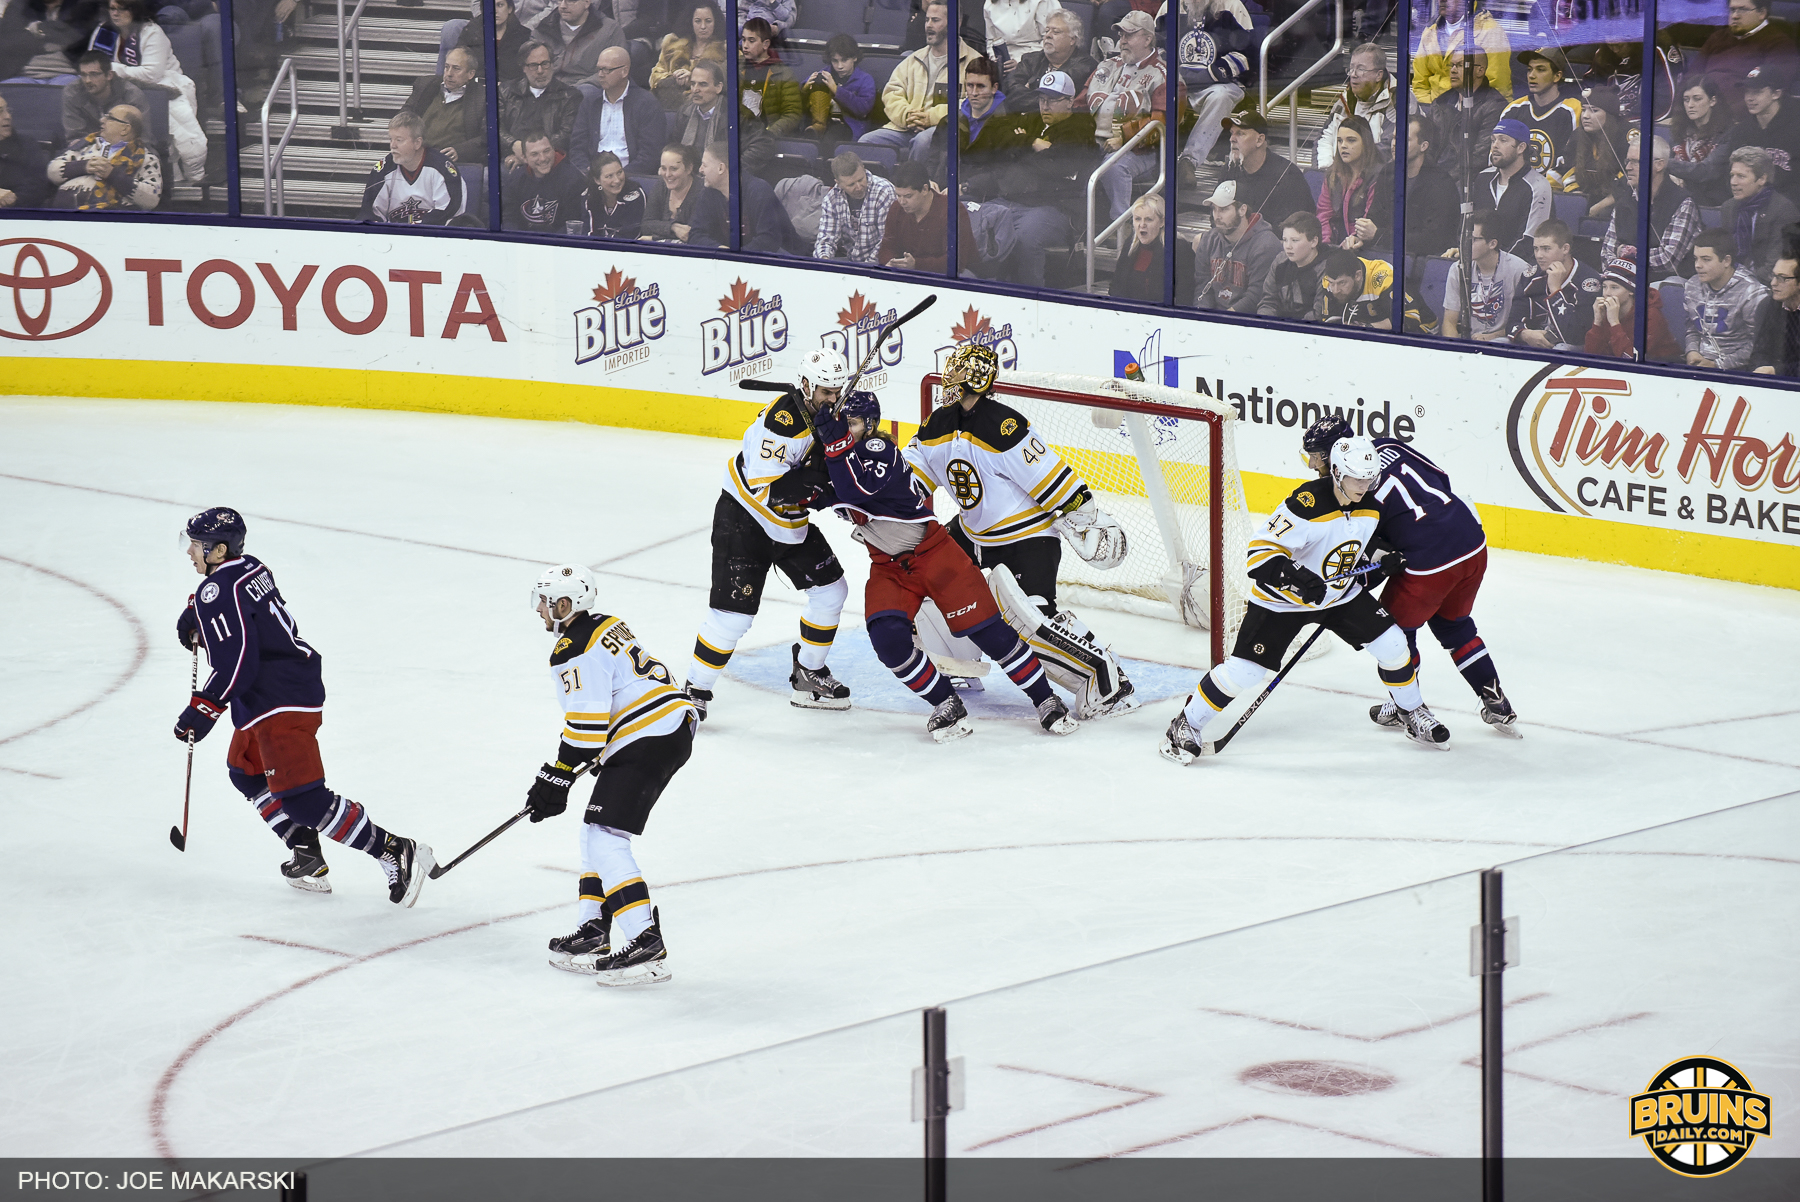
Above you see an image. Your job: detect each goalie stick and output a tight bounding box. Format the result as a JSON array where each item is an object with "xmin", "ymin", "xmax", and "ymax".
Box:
[
  {"xmin": 170, "ymin": 646, "xmax": 197, "ymax": 852},
  {"xmin": 427, "ymin": 760, "xmax": 597, "ymax": 879}
]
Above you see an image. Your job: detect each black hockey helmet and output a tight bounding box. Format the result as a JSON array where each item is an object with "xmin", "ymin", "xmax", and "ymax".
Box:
[
  {"xmin": 840, "ymin": 389, "xmax": 881, "ymax": 431},
  {"xmin": 185, "ymin": 507, "xmax": 247, "ymax": 560},
  {"xmin": 1301, "ymin": 414, "xmax": 1354, "ymax": 456}
]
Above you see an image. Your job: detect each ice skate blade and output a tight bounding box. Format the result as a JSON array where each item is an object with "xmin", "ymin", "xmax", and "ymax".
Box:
[
  {"xmin": 1082, "ymin": 691, "xmax": 1142, "ymax": 721},
  {"xmin": 1483, "ymin": 714, "xmax": 1523, "ymax": 739},
  {"xmin": 931, "ymin": 718, "xmax": 975, "ymax": 743},
  {"xmin": 1407, "ymin": 732, "xmax": 1452, "ymax": 752},
  {"xmin": 790, "ymin": 690, "xmax": 852, "ymax": 711},
  {"xmin": 1042, "ymin": 715, "xmax": 1079, "ymax": 736},
  {"xmin": 400, "ymin": 843, "xmax": 434, "ymax": 908},
  {"xmin": 949, "ymin": 676, "xmax": 985, "ymax": 692},
  {"xmin": 286, "ymin": 875, "xmax": 332, "ymax": 894},
  {"xmin": 1158, "ymin": 739, "xmax": 1212, "ymax": 765},
  {"xmin": 549, "ymin": 953, "xmax": 604, "ymax": 975},
  {"xmin": 594, "ymin": 960, "xmax": 671, "ymax": 987}
]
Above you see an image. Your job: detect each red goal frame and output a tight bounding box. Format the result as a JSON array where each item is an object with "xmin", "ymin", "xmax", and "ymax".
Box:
[{"xmin": 920, "ymin": 374, "xmax": 1228, "ymax": 666}]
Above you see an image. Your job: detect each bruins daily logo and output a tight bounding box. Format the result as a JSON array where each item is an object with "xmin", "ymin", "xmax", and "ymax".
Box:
[
  {"xmin": 1322, "ymin": 540, "xmax": 1362, "ymax": 583},
  {"xmin": 1000, "ymin": 418, "xmax": 1018, "ymax": 436},
  {"xmin": 772, "ymin": 408, "xmax": 794, "ymax": 427},
  {"xmin": 1630, "ymin": 1056, "xmax": 1770, "ymax": 1177},
  {"xmin": 946, "ymin": 459, "xmax": 983, "ymax": 510}
]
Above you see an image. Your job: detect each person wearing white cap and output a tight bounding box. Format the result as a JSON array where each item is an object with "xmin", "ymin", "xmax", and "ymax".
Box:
[
  {"xmin": 1190, "ymin": 177, "xmax": 1280, "ymax": 313},
  {"xmin": 1088, "ymin": 9, "xmax": 1169, "ymax": 224},
  {"xmin": 972, "ymin": 67, "xmax": 1100, "ymax": 286}
]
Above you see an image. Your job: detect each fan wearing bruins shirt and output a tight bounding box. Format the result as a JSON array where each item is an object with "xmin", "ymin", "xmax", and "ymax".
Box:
[
  {"xmin": 684, "ymin": 348, "xmax": 853, "ymax": 719},
  {"xmin": 1160, "ymin": 436, "xmax": 1452, "ymax": 762},
  {"xmin": 528, "ymin": 565, "xmax": 696, "ymax": 988},
  {"xmin": 905, "ymin": 344, "xmax": 1139, "ymax": 720},
  {"xmin": 358, "ymin": 111, "xmax": 471, "ymax": 225}
]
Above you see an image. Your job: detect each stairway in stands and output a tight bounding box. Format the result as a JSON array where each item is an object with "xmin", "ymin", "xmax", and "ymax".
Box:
[{"xmin": 238, "ymin": 0, "xmax": 457, "ymax": 218}]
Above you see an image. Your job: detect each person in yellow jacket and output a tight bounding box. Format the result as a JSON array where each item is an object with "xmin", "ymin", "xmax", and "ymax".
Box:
[
  {"xmin": 857, "ymin": 0, "xmax": 980, "ymax": 160},
  {"xmin": 1411, "ymin": 0, "xmax": 1511, "ymax": 103}
]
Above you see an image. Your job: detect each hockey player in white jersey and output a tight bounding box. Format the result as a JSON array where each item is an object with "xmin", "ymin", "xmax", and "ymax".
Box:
[
  {"xmin": 684, "ymin": 349, "xmax": 854, "ymax": 719},
  {"xmin": 1161, "ymin": 437, "xmax": 1451, "ymax": 761},
  {"xmin": 527, "ymin": 565, "xmax": 696, "ymax": 987},
  {"xmin": 905, "ymin": 344, "xmax": 1138, "ymax": 720}
]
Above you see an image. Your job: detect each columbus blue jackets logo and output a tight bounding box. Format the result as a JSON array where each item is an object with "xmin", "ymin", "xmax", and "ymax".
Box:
[
  {"xmin": 199, "ymin": 582, "xmax": 219, "ymax": 603},
  {"xmin": 575, "ymin": 268, "xmax": 666, "ymax": 374},
  {"xmin": 703, "ymin": 278, "xmax": 787, "ymax": 380}
]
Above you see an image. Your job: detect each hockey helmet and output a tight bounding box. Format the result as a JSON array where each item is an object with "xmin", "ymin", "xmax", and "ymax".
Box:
[
  {"xmin": 1301, "ymin": 414, "xmax": 1354, "ymax": 458},
  {"xmin": 1329, "ymin": 435, "xmax": 1380, "ymax": 491},
  {"xmin": 798, "ymin": 348, "xmax": 850, "ymax": 408},
  {"xmin": 941, "ymin": 343, "xmax": 999, "ymax": 398},
  {"xmin": 840, "ymin": 389, "xmax": 881, "ymax": 433},
  {"xmin": 531, "ymin": 563, "xmax": 598, "ymax": 632},
  {"xmin": 183, "ymin": 507, "xmax": 247, "ymax": 560}
]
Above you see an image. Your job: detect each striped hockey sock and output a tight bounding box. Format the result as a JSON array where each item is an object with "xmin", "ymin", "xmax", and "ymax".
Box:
[
  {"xmin": 893, "ymin": 648, "xmax": 955, "ymax": 707},
  {"xmin": 689, "ymin": 608, "xmax": 754, "ymax": 691},
  {"xmin": 250, "ymin": 789, "xmax": 301, "ymax": 845},
  {"xmin": 578, "ymin": 873, "xmax": 605, "ymax": 925},
  {"xmin": 796, "ymin": 578, "xmax": 848, "ymax": 671},
  {"xmin": 318, "ymin": 793, "xmax": 390, "ymax": 857},
  {"xmin": 978, "ymin": 629, "xmax": 1052, "ymax": 706},
  {"xmin": 1449, "ymin": 637, "xmax": 1499, "ymax": 694}
]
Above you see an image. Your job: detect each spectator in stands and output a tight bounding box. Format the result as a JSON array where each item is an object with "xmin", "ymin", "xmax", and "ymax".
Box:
[
  {"xmin": 1666, "ymin": 75, "xmax": 1734, "ymax": 207},
  {"xmin": 1109, "ymin": 195, "xmax": 1191, "ymax": 302},
  {"xmin": 739, "ymin": 16, "xmax": 803, "ymax": 139},
  {"xmin": 862, "ymin": 0, "xmax": 979, "ymax": 160},
  {"xmin": 1750, "ymin": 255, "xmax": 1800, "ymax": 373},
  {"xmin": 1684, "ymin": 227, "xmax": 1769, "ymax": 369},
  {"xmin": 459, "ymin": 0, "xmax": 531, "ymax": 83},
  {"xmin": 815, "ymin": 150, "xmax": 896, "ymax": 262},
  {"xmin": 1585, "ymin": 248, "xmax": 1681, "ymax": 361},
  {"xmin": 359, "ymin": 111, "xmax": 468, "ymax": 224},
  {"xmin": 1442, "ymin": 208, "xmax": 1529, "ymax": 340},
  {"xmin": 1316, "ymin": 250, "xmax": 1394, "ymax": 329},
  {"xmin": 570, "ymin": 45, "xmax": 666, "ymax": 174},
  {"xmin": 585, "ymin": 149, "xmax": 645, "ymax": 238},
  {"xmin": 740, "ymin": 0, "xmax": 794, "ymax": 37},
  {"xmin": 102, "ymin": 0, "xmax": 205, "ymax": 180},
  {"xmin": 970, "ymin": 67, "xmax": 1094, "ymax": 286},
  {"xmin": 1507, "ymin": 219, "xmax": 1600, "ymax": 351},
  {"xmin": 1089, "ymin": 10, "xmax": 1169, "ymax": 225},
  {"xmin": 1404, "ymin": 118, "xmax": 1459, "ymax": 257},
  {"xmin": 1694, "ymin": 0, "xmax": 1799, "ymax": 107},
  {"xmin": 1315, "ymin": 114, "xmax": 1390, "ymax": 254},
  {"xmin": 540, "ymin": 0, "xmax": 624, "ymax": 87},
  {"xmin": 1500, "ymin": 47, "xmax": 1581, "ymax": 194},
  {"xmin": 47, "ymin": 102, "xmax": 159, "ymax": 209},
  {"xmin": 1220, "ymin": 109, "xmax": 1313, "ymax": 229},
  {"xmin": 0, "ymin": 96, "xmax": 54, "ymax": 209},
  {"xmin": 639, "ymin": 141, "xmax": 726, "ymax": 244},
  {"xmin": 1316, "ymin": 43, "xmax": 1395, "ymax": 169},
  {"xmin": 1007, "ymin": 9, "xmax": 1095, "ymax": 115},
  {"xmin": 1174, "ymin": 0, "xmax": 1257, "ymax": 195},
  {"xmin": 1603, "ymin": 134, "xmax": 1700, "ymax": 283},
  {"xmin": 1426, "ymin": 49, "xmax": 1504, "ymax": 180},
  {"xmin": 1258, "ymin": 211, "xmax": 1326, "ymax": 320},
  {"xmin": 1719, "ymin": 145, "xmax": 1800, "ymax": 283},
  {"xmin": 1411, "ymin": 0, "xmax": 1510, "ymax": 104},
  {"xmin": 1475, "ymin": 117, "xmax": 1551, "ymax": 257},
  {"xmin": 802, "ymin": 35, "xmax": 879, "ymax": 144},
  {"xmin": 1193, "ymin": 179, "xmax": 1280, "ymax": 313},
  {"xmin": 877, "ymin": 159, "xmax": 971, "ymax": 271},
  {"xmin": 1570, "ymin": 86, "xmax": 1628, "ymax": 221},
  {"xmin": 939, "ymin": 56, "xmax": 1013, "ymax": 162},
  {"xmin": 1726, "ymin": 63, "xmax": 1800, "ymax": 203},
  {"xmin": 502, "ymin": 41, "xmax": 581, "ymax": 166},
  {"xmin": 650, "ymin": 2, "xmax": 725, "ymax": 109},
  {"xmin": 63, "ymin": 49, "xmax": 149, "ymax": 144},
  {"xmin": 673, "ymin": 61, "xmax": 772, "ymax": 174},
  {"xmin": 402, "ymin": 46, "xmax": 488, "ymax": 165},
  {"xmin": 2, "ymin": 0, "xmax": 102, "ymax": 80},
  {"xmin": 702, "ymin": 140, "xmax": 801, "ymax": 253},
  {"xmin": 984, "ymin": 0, "xmax": 1061, "ymax": 91},
  {"xmin": 503, "ymin": 128, "xmax": 588, "ymax": 232}
]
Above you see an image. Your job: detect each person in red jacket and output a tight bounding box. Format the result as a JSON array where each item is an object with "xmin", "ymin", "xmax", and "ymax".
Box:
[{"xmin": 1584, "ymin": 248, "xmax": 1681, "ymax": 360}]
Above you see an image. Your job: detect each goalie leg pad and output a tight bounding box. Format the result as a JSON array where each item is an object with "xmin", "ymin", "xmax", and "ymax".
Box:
[
  {"xmin": 988, "ymin": 566, "xmax": 1130, "ymax": 719},
  {"xmin": 913, "ymin": 597, "xmax": 990, "ymax": 679}
]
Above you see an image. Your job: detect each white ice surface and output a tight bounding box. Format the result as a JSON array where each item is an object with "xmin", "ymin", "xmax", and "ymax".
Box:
[{"xmin": 1, "ymin": 398, "xmax": 1796, "ymax": 1161}]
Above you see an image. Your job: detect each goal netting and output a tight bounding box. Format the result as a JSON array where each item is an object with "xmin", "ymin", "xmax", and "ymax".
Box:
[{"xmin": 920, "ymin": 368, "xmax": 1255, "ymax": 656}]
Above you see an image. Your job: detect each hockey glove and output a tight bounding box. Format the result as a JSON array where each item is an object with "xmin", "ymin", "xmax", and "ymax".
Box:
[
  {"xmin": 1367, "ymin": 545, "xmax": 1407, "ymax": 587},
  {"xmin": 527, "ymin": 762, "xmax": 577, "ymax": 822},
  {"xmin": 173, "ymin": 694, "xmax": 224, "ymax": 743},
  {"xmin": 1286, "ymin": 564, "xmax": 1328, "ymax": 606},
  {"xmin": 813, "ymin": 412, "xmax": 855, "ymax": 458},
  {"xmin": 176, "ymin": 600, "xmax": 200, "ymax": 650}
]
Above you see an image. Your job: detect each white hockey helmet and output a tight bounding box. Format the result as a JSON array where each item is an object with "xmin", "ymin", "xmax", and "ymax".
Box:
[
  {"xmin": 798, "ymin": 348, "xmax": 850, "ymax": 407},
  {"xmin": 1329, "ymin": 435, "xmax": 1380, "ymax": 489},
  {"xmin": 530, "ymin": 563, "xmax": 598, "ymax": 632}
]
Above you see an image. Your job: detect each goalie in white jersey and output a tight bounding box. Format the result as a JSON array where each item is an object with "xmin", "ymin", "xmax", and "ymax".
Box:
[
  {"xmin": 526, "ymin": 565, "xmax": 696, "ymax": 987},
  {"xmin": 905, "ymin": 344, "xmax": 1139, "ymax": 720},
  {"xmin": 1161, "ymin": 436, "xmax": 1452, "ymax": 761}
]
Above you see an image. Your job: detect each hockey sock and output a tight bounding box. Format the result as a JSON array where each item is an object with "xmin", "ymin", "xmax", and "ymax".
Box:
[
  {"xmin": 1183, "ymin": 657, "xmax": 1263, "ymax": 733},
  {"xmin": 233, "ymin": 767, "xmax": 301, "ymax": 844},
  {"xmin": 1369, "ymin": 626, "xmax": 1423, "ymax": 710},
  {"xmin": 964, "ymin": 618, "xmax": 1052, "ymax": 706},
  {"xmin": 868, "ymin": 614, "xmax": 953, "ymax": 707},
  {"xmin": 689, "ymin": 608, "xmax": 755, "ymax": 690},
  {"xmin": 1428, "ymin": 615, "xmax": 1499, "ymax": 696},
  {"xmin": 578, "ymin": 873, "xmax": 605, "ymax": 925},
  {"xmin": 796, "ymin": 578, "xmax": 849, "ymax": 671},
  {"xmin": 283, "ymin": 783, "xmax": 390, "ymax": 856},
  {"xmin": 583, "ymin": 823, "xmax": 653, "ymax": 944}
]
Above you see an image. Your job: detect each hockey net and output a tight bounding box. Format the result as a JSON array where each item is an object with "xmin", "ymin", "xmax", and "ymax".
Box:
[{"xmin": 920, "ymin": 369, "xmax": 1254, "ymax": 663}]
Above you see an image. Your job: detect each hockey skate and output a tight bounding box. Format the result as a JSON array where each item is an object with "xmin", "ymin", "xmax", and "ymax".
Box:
[
  {"xmin": 1159, "ymin": 711, "xmax": 1212, "ymax": 764},
  {"xmin": 378, "ymin": 834, "xmax": 433, "ymax": 907},
  {"xmin": 685, "ymin": 683, "xmax": 712, "ymax": 721},
  {"xmin": 280, "ymin": 829, "xmax": 331, "ymax": 894},
  {"xmin": 1400, "ymin": 705, "xmax": 1451, "ymax": 750},
  {"xmin": 591, "ymin": 907, "xmax": 670, "ymax": 987},
  {"xmin": 1081, "ymin": 675, "xmax": 1141, "ymax": 720},
  {"xmin": 1037, "ymin": 695, "xmax": 1079, "ymax": 735},
  {"xmin": 789, "ymin": 644, "xmax": 851, "ymax": 710},
  {"xmin": 927, "ymin": 693, "xmax": 974, "ymax": 743},
  {"xmin": 547, "ymin": 916, "xmax": 612, "ymax": 974},
  {"xmin": 1369, "ymin": 700, "xmax": 1404, "ymax": 730},
  {"xmin": 1479, "ymin": 684, "xmax": 1522, "ymax": 738}
]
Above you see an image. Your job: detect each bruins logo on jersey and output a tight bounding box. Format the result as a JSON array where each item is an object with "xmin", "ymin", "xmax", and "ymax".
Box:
[
  {"xmin": 1297, "ymin": 489, "xmax": 1315, "ymax": 508},
  {"xmin": 1000, "ymin": 418, "xmax": 1018, "ymax": 436},
  {"xmin": 1322, "ymin": 540, "xmax": 1362, "ymax": 584},
  {"xmin": 946, "ymin": 458, "xmax": 983, "ymax": 510},
  {"xmin": 772, "ymin": 408, "xmax": 794, "ymax": 426},
  {"xmin": 554, "ymin": 637, "xmax": 572, "ymax": 655}
]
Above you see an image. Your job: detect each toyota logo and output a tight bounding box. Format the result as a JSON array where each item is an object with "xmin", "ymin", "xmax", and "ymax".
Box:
[{"xmin": 0, "ymin": 238, "xmax": 112, "ymax": 341}]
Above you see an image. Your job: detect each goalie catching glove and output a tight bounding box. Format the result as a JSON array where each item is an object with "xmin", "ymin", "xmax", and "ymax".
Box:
[{"xmin": 1052, "ymin": 498, "xmax": 1128, "ymax": 570}]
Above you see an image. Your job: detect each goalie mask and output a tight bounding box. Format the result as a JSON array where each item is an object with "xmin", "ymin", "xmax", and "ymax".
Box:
[
  {"xmin": 940, "ymin": 344, "xmax": 999, "ymax": 402},
  {"xmin": 530, "ymin": 563, "xmax": 598, "ymax": 633},
  {"xmin": 798, "ymin": 348, "xmax": 850, "ymax": 412}
]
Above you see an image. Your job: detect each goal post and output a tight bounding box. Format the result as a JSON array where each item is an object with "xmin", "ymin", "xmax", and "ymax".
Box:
[{"xmin": 918, "ymin": 369, "xmax": 1253, "ymax": 666}]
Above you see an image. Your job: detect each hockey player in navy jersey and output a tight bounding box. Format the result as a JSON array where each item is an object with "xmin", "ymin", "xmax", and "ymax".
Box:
[
  {"xmin": 174, "ymin": 508, "xmax": 433, "ymax": 903},
  {"xmin": 1301, "ymin": 416, "xmax": 1520, "ymax": 734},
  {"xmin": 814, "ymin": 391, "xmax": 1078, "ymax": 742}
]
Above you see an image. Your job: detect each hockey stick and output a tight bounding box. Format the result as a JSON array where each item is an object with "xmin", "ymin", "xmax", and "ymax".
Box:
[
  {"xmin": 427, "ymin": 760, "xmax": 597, "ymax": 879},
  {"xmin": 842, "ymin": 293, "xmax": 936, "ymax": 401},
  {"xmin": 1208, "ymin": 623, "xmax": 1329, "ymax": 754},
  {"xmin": 170, "ymin": 646, "xmax": 197, "ymax": 851}
]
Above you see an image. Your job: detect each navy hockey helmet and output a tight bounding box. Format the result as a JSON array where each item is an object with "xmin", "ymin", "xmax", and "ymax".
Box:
[
  {"xmin": 1301, "ymin": 414, "xmax": 1354, "ymax": 456},
  {"xmin": 184, "ymin": 507, "xmax": 247, "ymax": 560},
  {"xmin": 840, "ymin": 390, "xmax": 881, "ymax": 432}
]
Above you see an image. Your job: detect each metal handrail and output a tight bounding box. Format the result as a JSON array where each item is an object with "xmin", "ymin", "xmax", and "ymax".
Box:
[
  {"xmin": 334, "ymin": 0, "xmax": 374, "ymax": 139},
  {"xmin": 261, "ymin": 56, "xmax": 300, "ymax": 217},
  {"xmin": 1084, "ymin": 119, "xmax": 1167, "ymax": 293},
  {"xmin": 1258, "ymin": 0, "xmax": 1345, "ymax": 160}
]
